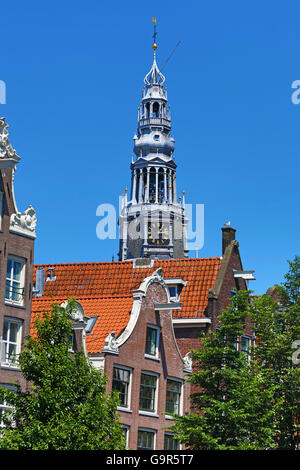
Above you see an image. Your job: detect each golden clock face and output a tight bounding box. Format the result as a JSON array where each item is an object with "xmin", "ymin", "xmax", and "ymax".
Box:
[{"xmin": 148, "ymin": 222, "xmax": 170, "ymax": 246}]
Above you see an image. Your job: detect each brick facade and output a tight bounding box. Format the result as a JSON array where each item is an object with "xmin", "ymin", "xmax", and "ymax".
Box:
[
  {"xmin": 103, "ymin": 281, "xmax": 191, "ymax": 450},
  {"xmin": 0, "ymin": 158, "xmax": 35, "ymax": 392}
]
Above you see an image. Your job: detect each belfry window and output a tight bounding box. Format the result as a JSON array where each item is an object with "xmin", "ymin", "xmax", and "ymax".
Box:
[
  {"xmin": 158, "ymin": 168, "xmax": 164, "ymax": 203},
  {"xmin": 152, "ymin": 102, "xmax": 159, "ymax": 118},
  {"xmin": 149, "ymin": 168, "xmax": 156, "ymax": 203},
  {"xmin": 146, "ymin": 102, "xmax": 150, "ymax": 118}
]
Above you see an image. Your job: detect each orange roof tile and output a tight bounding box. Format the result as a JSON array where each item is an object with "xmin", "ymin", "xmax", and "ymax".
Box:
[
  {"xmin": 31, "ymin": 295, "xmax": 133, "ymax": 354},
  {"xmin": 31, "ymin": 258, "xmax": 222, "ymax": 353}
]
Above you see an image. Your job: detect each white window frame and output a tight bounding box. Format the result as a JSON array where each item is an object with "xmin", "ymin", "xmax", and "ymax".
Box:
[
  {"xmin": 241, "ymin": 335, "xmax": 251, "ymax": 362},
  {"xmin": 122, "ymin": 424, "xmax": 130, "ymax": 448},
  {"xmin": 137, "ymin": 427, "xmax": 157, "ymax": 450},
  {"xmin": 0, "ymin": 384, "xmax": 16, "ymax": 428},
  {"xmin": 139, "ymin": 370, "xmax": 159, "ymax": 416},
  {"xmin": 1, "ymin": 317, "xmax": 22, "ymax": 369},
  {"xmin": 168, "ymin": 285, "xmax": 180, "ymax": 302},
  {"xmin": 164, "ymin": 432, "xmax": 181, "ymax": 450},
  {"xmin": 5, "ymin": 255, "xmax": 26, "ymax": 306},
  {"xmin": 113, "ymin": 364, "xmax": 133, "ymax": 412},
  {"xmin": 144, "ymin": 324, "xmax": 160, "ymax": 360},
  {"xmin": 165, "ymin": 376, "xmax": 183, "ymax": 418}
]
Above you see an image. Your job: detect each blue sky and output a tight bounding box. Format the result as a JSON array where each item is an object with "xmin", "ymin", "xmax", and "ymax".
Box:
[{"xmin": 1, "ymin": 0, "xmax": 299, "ymax": 294}]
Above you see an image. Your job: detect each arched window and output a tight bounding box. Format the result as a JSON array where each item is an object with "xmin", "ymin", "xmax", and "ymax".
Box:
[
  {"xmin": 158, "ymin": 168, "xmax": 164, "ymax": 203},
  {"xmin": 146, "ymin": 102, "xmax": 150, "ymax": 118},
  {"xmin": 149, "ymin": 168, "xmax": 156, "ymax": 203},
  {"xmin": 152, "ymin": 102, "xmax": 160, "ymax": 118}
]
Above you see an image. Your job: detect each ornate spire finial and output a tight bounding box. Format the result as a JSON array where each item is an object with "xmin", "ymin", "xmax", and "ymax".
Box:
[
  {"xmin": 152, "ymin": 17, "xmax": 157, "ymax": 51},
  {"xmin": 144, "ymin": 18, "xmax": 165, "ymax": 87}
]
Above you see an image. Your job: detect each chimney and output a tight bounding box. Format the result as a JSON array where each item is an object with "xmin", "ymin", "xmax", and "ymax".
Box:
[
  {"xmin": 46, "ymin": 267, "xmax": 56, "ymax": 282},
  {"xmin": 34, "ymin": 267, "xmax": 45, "ymax": 297},
  {"xmin": 222, "ymin": 226, "xmax": 236, "ymax": 255}
]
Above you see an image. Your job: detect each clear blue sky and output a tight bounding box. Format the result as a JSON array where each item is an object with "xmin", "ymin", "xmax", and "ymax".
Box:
[{"xmin": 1, "ymin": 0, "xmax": 299, "ymax": 294}]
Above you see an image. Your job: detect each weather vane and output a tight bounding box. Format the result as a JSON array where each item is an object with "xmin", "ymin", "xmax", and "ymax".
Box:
[{"xmin": 152, "ymin": 17, "xmax": 157, "ymax": 50}]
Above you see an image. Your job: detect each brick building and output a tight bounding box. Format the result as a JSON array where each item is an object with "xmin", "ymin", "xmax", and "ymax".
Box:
[
  {"xmin": 0, "ymin": 117, "xmax": 37, "ymax": 396},
  {"xmin": 30, "ymin": 226, "xmax": 255, "ymax": 449}
]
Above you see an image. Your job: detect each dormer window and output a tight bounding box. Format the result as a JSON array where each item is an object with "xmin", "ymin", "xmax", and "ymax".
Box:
[
  {"xmin": 165, "ymin": 278, "xmax": 187, "ymax": 302},
  {"xmin": 85, "ymin": 316, "xmax": 97, "ymax": 334},
  {"xmin": 153, "ymin": 134, "xmax": 160, "ymax": 141},
  {"xmin": 168, "ymin": 285, "xmax": 179, "ymax": 301}
]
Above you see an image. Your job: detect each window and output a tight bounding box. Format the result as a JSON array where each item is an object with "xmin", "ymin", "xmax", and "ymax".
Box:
[
  {"xmin": 241, "ymin": 335, "xmax": 251, "ymax": 361},
  {"xmin": 137, "ymin": 428, "xmax": 156, "ymax": 450},
  {"xmin": 1, "ymin": 318, "xmax": 22, "ymax": 367},
  {"xmin": 122, "ymin": 425, "xmax": 130, "ymax": 448},
  {"xmin": 139, "ymin": 372, "xmax": 158, "ymax": 412},
  {"xmin": 85, "ymin": 316, "xmax": 97, "ymax": 334},
  {"xmin": 5, "ymin": 257, "xmax": 25, "ymax": 304},
  {"xmin": 0, "ymin": 385, "xmax": 16, "ymax": 429},
  {"xmin": 145, "ymin": 326, "xmax": 159, "ymax": 358},
  {"xmin": 168, "ymin": 285, "xmax": 178, "ymax": 300},
  {"xmin": 112, "ymin": 366, "xmax": 131, "ymax": 409},
  {"xmin": 164, "ymin": 433, "xmax": 180, "ymax": 450},
  {"xmin": 166, "ymin": 378, "xmax": 182, "ymax": 415}
]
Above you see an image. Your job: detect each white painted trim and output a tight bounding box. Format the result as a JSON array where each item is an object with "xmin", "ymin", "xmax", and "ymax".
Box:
[
  {"xmin": 90, "ymin": 356, "xmax": 105, "ymax": 370},
  {"xmin": 172, "ymin": 318, "xmax": 211, "ymax": 327},
  {"xmin": 164, "ymin": 278, "xmax": 187, "ymax": 286},
  {"xmin": 153, "ymin": 302, "xmax": 182, "ymax": 310}
]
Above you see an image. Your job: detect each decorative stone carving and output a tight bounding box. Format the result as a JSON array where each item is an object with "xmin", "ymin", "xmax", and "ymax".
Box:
[
  {"xmin": 10, "ymin": 205, "xmax": 37, "ymax": 239},
  {"xmin": 102, "ymin": 332, "xmax": 119, "ymax": 354},
  {"xmin": 0, "ymin": 117, "xmax": 20, "ymax": 162},
  {"xmin": 183, "ymin": 352, "xmax": 192, "ymax": 372}
]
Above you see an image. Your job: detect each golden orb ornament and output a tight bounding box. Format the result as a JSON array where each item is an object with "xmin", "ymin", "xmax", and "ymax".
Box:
[{"xmin": 152, "ymin": 43, "xmax": 157, "ymax": 50}]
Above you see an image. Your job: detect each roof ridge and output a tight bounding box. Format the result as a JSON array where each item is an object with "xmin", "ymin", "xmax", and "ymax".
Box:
[
  {"xmin": 33, "ymin": 256, "xmax": 222, "ymax": 269},
  {"xmin": 32, "ymin": 294, "xmax": 133, "ymax": 301}
]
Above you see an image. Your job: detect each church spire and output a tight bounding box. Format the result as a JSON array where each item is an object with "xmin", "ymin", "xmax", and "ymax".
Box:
[{"xmin": 118, "ymin": 19, "xmax": 188, "ymax": 261}]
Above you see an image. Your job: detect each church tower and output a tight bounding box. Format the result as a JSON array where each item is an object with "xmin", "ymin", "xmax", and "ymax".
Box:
[{"xmin": 119, "ymin": 21, "xmax": 188, "ymax": 261}]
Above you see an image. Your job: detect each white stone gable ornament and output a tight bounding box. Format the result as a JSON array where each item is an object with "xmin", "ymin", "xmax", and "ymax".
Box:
[
  {"xmin": 10, "ymin": 205, "xmax": 37, "ymax": 239},
  {"xmin": 183, "ymin": 352, "xmax": 192, "ymax": 373},
  {"xmin": 102, "ymin": 332, "xmax": 119, "ymax": 354},
  {"xmin": 0, "ymin": 117, "xmax": 20, "ymax": 162}
]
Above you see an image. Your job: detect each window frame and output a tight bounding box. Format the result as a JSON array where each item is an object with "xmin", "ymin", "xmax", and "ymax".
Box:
[
  {"xmin": 5, "ymin": 256, "xmax": 26, "ymax": 306},
  {"xmin": 164, "ymin": 432, "xmax": 181, "ymax": 450},
  {"xmin": 241, "ymin": 335, "xmax": 251, "ymax": 362},
  {"xmin": 137, "ymin": 427, "xmax": 157, "ymax": 450},
  {"xmin": 144, "ymin": 324, "xmax": 160, "ymax": 360},
  {"xmin": 112, "ymin": 365, "xmax": 132, "ymax": 411},
  {"xmin": 165, "ymin": 377, "xmax": 183, "ymax": 417},
  {"xmin": 1, "ymin": 317, "xmax": 23, "ymax": 369},
  {"xmin": 139, "ymin": 371, "xmax": 159, "ymax": 414},
  {"xmin": 122, "ymin": 424, "xmax": 130, "ymax": 448},
  {"xmin": 0, "ymin": 384, "xmax": 16, "ymax": 429}
]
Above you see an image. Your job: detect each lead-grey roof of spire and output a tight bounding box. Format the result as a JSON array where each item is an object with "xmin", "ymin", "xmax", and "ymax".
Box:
[{"xmin": 144, "ymin": 51, "xmax": 165, "ymax": 86}]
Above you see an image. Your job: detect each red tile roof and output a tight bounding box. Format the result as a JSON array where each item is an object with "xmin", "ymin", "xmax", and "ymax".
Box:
[
  {"xmin": 31, "ymin": 295, "xmax": 133, "ymax": 354},
  {"xmin": 31, "ymin": 257, "xmax": 222, "ymax": 353}
]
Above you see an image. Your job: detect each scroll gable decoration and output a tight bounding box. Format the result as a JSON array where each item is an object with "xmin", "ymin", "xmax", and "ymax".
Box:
[
  {"xmin": 0, "ymin": 117, "xmax": 20, "ymax": 163},
  {"xmin": 10, "ymin": 205, "xmax": 37, "ymax": 239}
]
